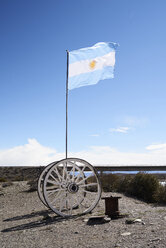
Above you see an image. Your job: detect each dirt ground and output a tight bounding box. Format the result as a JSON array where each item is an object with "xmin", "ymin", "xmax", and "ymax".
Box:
[{"xmin": 1, "ymin": 181, "xmax": 166, "ymax": 248}]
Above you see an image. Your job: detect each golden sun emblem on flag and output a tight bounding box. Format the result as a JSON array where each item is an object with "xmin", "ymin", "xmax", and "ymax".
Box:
[{"xmin": 89, "ymin": 60, "xmax": 96, "ymax": 70}]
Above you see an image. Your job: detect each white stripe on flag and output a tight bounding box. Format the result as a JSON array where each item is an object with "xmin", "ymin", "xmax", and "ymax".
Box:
[{"xmin": 69, "ymin": 51, "xmax": 115, "ymax": 78}]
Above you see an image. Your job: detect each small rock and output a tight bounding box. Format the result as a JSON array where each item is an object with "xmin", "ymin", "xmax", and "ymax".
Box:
[
  {"xmin": 104, "ymin": 217, "xmax": 111, "ymax": 222},
  {"xmin": 125, "ymin": 218, "xmax": 143, "ymax": 224},
  {"xmin": 164, "ymin": 216, "xmax": 166, "ymax": 221},
  {"xmin": 125, "ymin": 219, "xmax": 135, "ymax": 224},
  {"xmin": 83, "ymin": 218, "xmax": 89, "ymax": 222},
  {"xmin": 134, "ymin": 218, "xmax": 142, "ymax": 223},
  {"xmin": 150, "ymin": 238, "xmax": 161, "ymax": 242},
  {"xmin": 121, "ymin": 232, "xmax": 131, "ymax": 236}
]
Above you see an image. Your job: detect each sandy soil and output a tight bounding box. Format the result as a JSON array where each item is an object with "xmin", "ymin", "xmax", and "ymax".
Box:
[{"xmin": 1, "ymin": 181, "xmax": 166, "ymax": 248}]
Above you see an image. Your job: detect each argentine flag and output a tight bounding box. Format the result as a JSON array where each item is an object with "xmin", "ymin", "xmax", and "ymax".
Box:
[{"xmin": 68, "ymin": 42, "xmax": 118, "ymax": 90}]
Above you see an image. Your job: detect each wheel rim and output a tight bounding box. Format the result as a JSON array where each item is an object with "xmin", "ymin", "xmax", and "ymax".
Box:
[
  {"xmin": 43, "ymin": 158, "xmax": 101, "ymax": 217},
  {"xmin": 37, "ymin": 161, "xmax": 58, "ymax": 207}
]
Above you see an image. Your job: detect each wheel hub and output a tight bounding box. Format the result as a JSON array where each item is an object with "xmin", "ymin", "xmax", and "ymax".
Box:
[{"xmin": 68, "ymin": 182, "xmax": 79, "ymax": 193}]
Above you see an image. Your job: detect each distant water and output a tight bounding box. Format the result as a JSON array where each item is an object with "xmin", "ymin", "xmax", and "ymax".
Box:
[
  {"xmin": 160, "ymin": 181, "xmax": 166, "ymax": 186},
  {"xmin": 110, "ymin": 171, "xmax": 166, "ymax": 174}
]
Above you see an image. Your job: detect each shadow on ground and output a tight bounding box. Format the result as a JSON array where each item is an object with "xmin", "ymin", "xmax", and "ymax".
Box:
[
  {"xmin": 3, "ymin": 209, "xmax": 52, "ymax": 222},
  {"xmin": 1, "ymin": 210, "xmax": 80, "ymax": 233}
]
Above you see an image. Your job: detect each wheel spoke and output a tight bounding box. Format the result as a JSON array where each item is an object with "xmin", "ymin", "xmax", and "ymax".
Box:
[
  {"xmin": 53, "ymin": 167, "xmax": 63, "ymax": 181},
  {"xmin": 75, "ymin": 165, "xmax": 86, "ymax": 183},
  {"xmin": 67, "ymin": 161, "xmax": 78, "ymax": 181},
  {"xmin": 77, "ymin": 175, "xmax": 92, "ymax": 185},
  {"xmin": 62, "ymin": 162, "xmax": 66, "ymax": 180},
  {"xmin": 72, "ymin": 166, "xmax": 76, "ymax": 181},
  {"xmin": 67, "ymin": 196, "xmax": 74, "ymax": 215},
  {"xmin": 59, "ymin": 197, "xmax": 67, "ymax": 212},
  {"xmin": 46, "ymin": 188, "xmax": 61, "ymax": 195},
  {"xmin": 79, "ymin": 183, "xmax": 98, "ymax": 188},
  {"xmin": 79, "ymin": 189, "xmax": 96, "ymax": 194},
  {"xmin": 50, "ymin": 190, "xmax": 64, "ymax": 205},
  {"xmin": 74, "ymin": 194, "xmax": 84, "ymax": 213},
  {"xmin": 46, "ymin": 185, "xmax": 59, "ymax": 190},
  {"xmin": 62, "ymin": 162, "xmax": 71, "ymax": 181},
  {"xmin": 46, "ymin": 179, "xmax": 59, "ymax": 185},
  {"xmin": 50, "ymin": 173, "xmax": 61, "ymax": 185}
]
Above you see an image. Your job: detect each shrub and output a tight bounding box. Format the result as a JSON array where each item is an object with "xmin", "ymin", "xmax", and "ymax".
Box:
[
  {"xmin": 100, "ymin": 173, "xmax": 120, "ymax": 192},
  {"xmin": 0, "ymin": 178, "xmax": 7, "ymax": 182},
  {"xmin": 117, "ymin": 175, "xmax": 133, "ymax": 195},
  {"xmin": 154, "ymin": 184, "xmax": 166, "ymax": 203},
  {"xmin": 13, "ymin": 176, "xmax": 24, "ymax": 181},
  {"xmin": 27, "ymin": 179, "xmax": 38, "ymax": 192},
  {"xmin": 2, "ymin": 181, "xmax": 13, "ymax": 187},
  {"xmin": 129, "ymin": 173, "xmax": 160, "ymax": 202},
  {"xmin": 100, "ymin": 172, "xmax": 163, "ymax": 203}
]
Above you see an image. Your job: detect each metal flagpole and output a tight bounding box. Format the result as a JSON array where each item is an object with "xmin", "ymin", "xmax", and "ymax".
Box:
[{"xmin": 66, "ymin": 50, "xmax": 69, "ymax": 159}]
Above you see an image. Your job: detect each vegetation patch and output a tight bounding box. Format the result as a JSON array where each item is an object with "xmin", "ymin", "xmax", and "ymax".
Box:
[{"xmin": 101, "ymin": 172, "xmax": 166, "ymax": 204}]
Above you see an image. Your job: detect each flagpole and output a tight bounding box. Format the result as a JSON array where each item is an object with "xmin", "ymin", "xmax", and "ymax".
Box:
[{"xmin": 66, "ymin": 50, "xmax": 69, "ymax": 159}]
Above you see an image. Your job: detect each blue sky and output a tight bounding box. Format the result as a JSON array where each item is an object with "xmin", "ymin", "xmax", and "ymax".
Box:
[{"xmin": 0, "ymin": 0, "xmax": 166, "ymax": 166}]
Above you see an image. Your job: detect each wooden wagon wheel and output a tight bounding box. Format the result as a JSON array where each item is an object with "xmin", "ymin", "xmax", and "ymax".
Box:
[
  {"xmin": 37, "ymin": 161, "xmax": 58, "ymax": 207},
  {"xmin": 37, "ymin": 161, "xmax": 84, "ymax": 209},
  {"xmin": 43, "ymin": 158, "xmax": 101, "ymax": 217}
]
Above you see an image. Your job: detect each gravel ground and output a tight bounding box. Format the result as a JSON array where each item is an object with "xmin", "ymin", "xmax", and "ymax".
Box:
[{"xmin": 1, "ymin": 181, "xmax": 166, "ymax": 248}]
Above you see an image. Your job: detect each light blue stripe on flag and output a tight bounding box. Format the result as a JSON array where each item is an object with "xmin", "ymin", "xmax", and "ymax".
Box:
[
  {"xmin": 69, "ymin": 66, "xmax": 114, "ymax": 89},
  {"xmin": 68, "ymin": 42, "xmax": 118, "ymax": 90}
]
